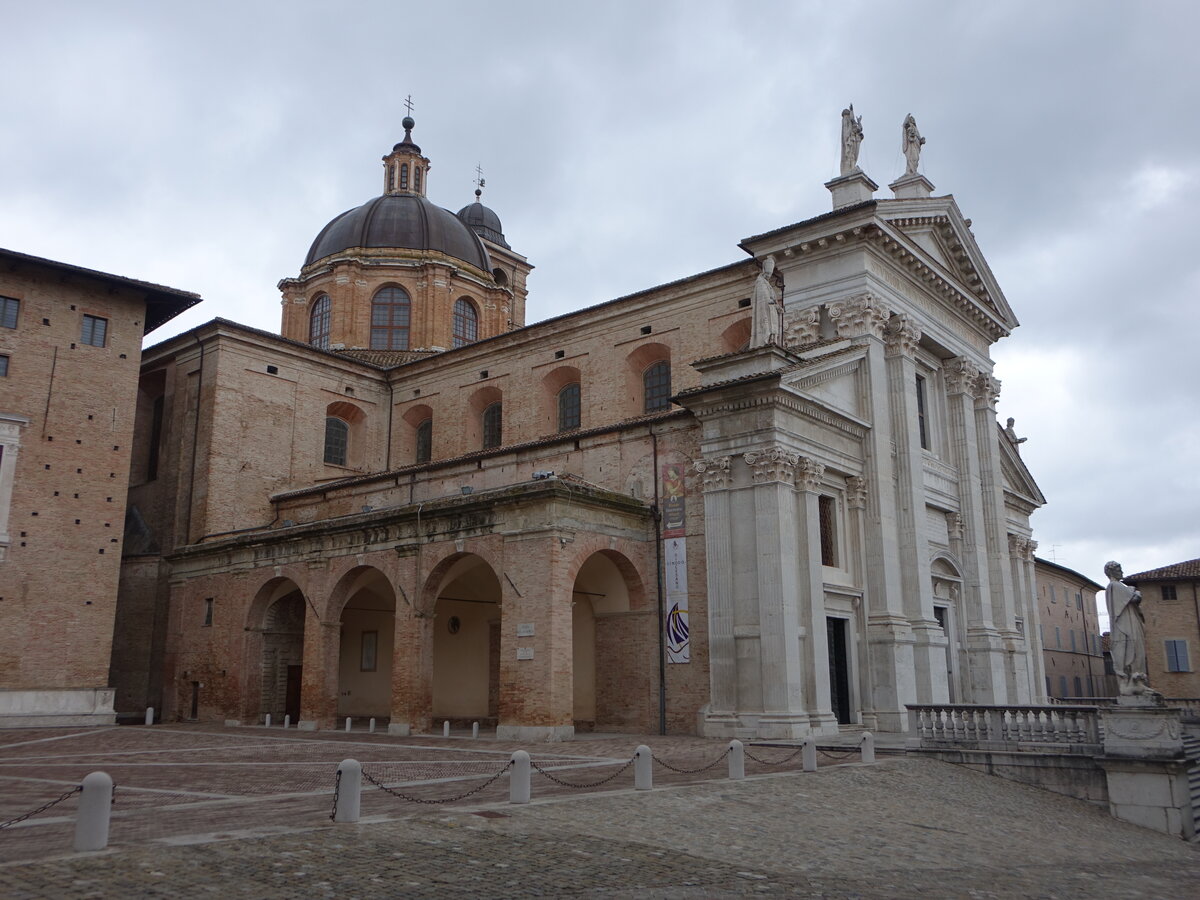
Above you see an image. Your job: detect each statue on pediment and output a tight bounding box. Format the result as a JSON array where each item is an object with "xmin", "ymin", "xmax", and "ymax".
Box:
[
  {"xmin": 1004, "ymin": 417, "xmax": 1027, "ymax": 449},
  {"xmin": 749, "ymin": 256, "xmax": 783, "ymax": 349},
  {"xmin": 840, "ymin": 104, "xmax": 864, "ymax": 175},
  {"xmin": 901, "ymin": 114, "xmax": 925, "ymax": 176}
]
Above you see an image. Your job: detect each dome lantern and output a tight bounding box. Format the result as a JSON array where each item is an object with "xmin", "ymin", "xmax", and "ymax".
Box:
[{"xmin": 382, "ymin": 116, "xmax": 430, "ymax": 197}]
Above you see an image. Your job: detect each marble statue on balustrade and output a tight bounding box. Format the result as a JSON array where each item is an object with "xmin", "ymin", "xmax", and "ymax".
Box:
[
  {"xmin": 1105, "ymin": 561, "xmax": 1155, "ymax": 699},
  {"xmin": 840, "ymin": 104, "xmax": 864, "ymax": 175},
  {"xmin": 901, "ymin": 114, "xmax": 925, "ymax": 176},
  {"xmin": 749, "ymin": 256, "xmax": 783, "ymax": 349}
]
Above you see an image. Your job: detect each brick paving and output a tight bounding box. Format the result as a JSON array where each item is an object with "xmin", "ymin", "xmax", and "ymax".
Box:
[{"xmin": 0, "ymin": 725, "xmax": 1198, "ymax": 897}]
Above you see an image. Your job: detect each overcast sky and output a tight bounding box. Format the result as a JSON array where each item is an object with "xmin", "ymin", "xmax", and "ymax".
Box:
[{"xmin": 3, "ymin": 1, "xmax": 1197, "ymax": 618}]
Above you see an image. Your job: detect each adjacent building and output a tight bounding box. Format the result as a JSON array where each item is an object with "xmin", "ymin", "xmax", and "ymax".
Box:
[
  {"xmin": 110, "ymin": 116, "xmax": 1048, "ymax": 739},
  {"xmin": 1124, "ymin": 558, "xmax": 1200, "ymax": 699},
  {"xmin": 0, "ymin": 248, "xmax": 197, "ymax": 726},
  {"xmin": 1034, "ymin": 558, "xmax": 1105, "ymax": 699}
]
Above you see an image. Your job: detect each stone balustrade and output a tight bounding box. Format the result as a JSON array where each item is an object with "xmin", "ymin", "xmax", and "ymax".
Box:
[{"xmin": 906, "ymin": 704, "xmax": 1101, "ymax": 751}]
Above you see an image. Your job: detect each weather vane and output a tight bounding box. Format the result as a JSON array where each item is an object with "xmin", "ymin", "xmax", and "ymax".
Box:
[
  {"xmin": 403, "ymin": 94, "xmax": 414, "ymax": 116},
  {"xmin": 474, "ymin": 163, "xmax": 486, "ymax": 193}
]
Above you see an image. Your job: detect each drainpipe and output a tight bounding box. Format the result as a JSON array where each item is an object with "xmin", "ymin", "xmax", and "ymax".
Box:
[
  {"xmin": 650, "ymin": 427, "xmax": 666, "ymax": 736},
  {"xmin": 385, "ymin": 376, "xmax": 395, "ymax": 471},
  {"xmin": 184, "ymin": 333, "xmax": 206, "ymax": 545}
]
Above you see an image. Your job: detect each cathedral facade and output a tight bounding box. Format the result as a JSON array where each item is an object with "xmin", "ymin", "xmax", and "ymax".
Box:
[{"xmin": 114, "ymin": 116, "xmax": 1046, "ymax": 739}]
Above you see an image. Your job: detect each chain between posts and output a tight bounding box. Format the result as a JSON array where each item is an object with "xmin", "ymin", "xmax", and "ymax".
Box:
[
  {"xmin": 651, "ymin": 747, "xmax": 731, "ymax": 774},
  {"xmin": 743, "ymin": 746, "xmax": 806, "ymax": 766},
  {"xmin": 530, "ymin": 756, "xmax": 635, "ymax": 789},
  {"xmin": 361, "ymin": 761, "xmax": 513, "ymax": 805},
  {"xmin": 0, "ymin": 785, "xmax": 83, "ymax": 830},
  {"xmin": 329, "ymin": 768, "xmax": 342, "ymax": 821},
  {"xmin": 819, "ymin": 748, "xmax": 860, "ymax": 760}
]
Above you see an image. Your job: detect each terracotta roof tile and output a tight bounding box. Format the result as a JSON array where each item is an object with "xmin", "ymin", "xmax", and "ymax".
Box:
[{"xmin": 1125, "ymin": 558, "xmax": 1200, "ymax": 582}]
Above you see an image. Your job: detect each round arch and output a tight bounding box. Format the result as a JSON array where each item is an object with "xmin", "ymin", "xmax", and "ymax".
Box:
[{"xmin": 247, "ymin": 576, "xmax": 309, "ymax": 724}]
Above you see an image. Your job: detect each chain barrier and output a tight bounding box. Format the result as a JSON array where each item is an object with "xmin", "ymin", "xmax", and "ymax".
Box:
[
  {"xmin": 361, "ymin": 761, "xmax": 513, "ymax": 805},
  {"xmin": 329, "ymin": 768, "xmax": 342, "ymax": 821},
  {"xmin": 0, "ymin": 785, "xmax": 82, "ymax": 830},
  {"xmin": 651, "ymin": 747, "xmax": 731, "ymax": 775},
  {"xmin": 819, "ymin": 747, "xmax": 861, "ymax": 760},
  {"xmin": 744, "ymin": 746, "xmax": 806, "ymax": 766},
  {"xmin": 531, "ymin": 756, "xmax": 635, "ymax": 789}
]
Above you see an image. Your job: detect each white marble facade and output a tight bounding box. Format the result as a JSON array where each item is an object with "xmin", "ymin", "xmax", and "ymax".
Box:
[{"xmin": 681, "ymin": 174, "xmax": 1045, "ymax": 739}]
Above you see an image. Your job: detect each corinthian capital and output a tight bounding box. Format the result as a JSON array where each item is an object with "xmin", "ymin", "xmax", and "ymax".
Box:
[
  {"xmin": 883, "ymin": 314, "xmax": 921, "ymax": 357},
  {"xmin": 828, "ymin": 293, "xmax": 889, "ymax": 340},
  {"xmin": 794, "ymin": 456, "xmax": 827, "ymax": 493},
  {"xmin": 945, "ymin": 357, "xmax": 980, "ymax": 395},
  {"xmin": 973, "ymin": 372, "xmax": 1001, "ymax": 408},
  {"xmin": 692, "ymin": 455, "xmax": 732, "ymax": 491},
  {"xmin": 744, "ymin": 446, "xmax": 799, "ymax": 484},
  {"xmin": 783, "ymin": 307, "xmax": 821, "ymax": 348},
  {"xmin": 846, "ymin": 475, "xmax": 868, "ymax": 509}
]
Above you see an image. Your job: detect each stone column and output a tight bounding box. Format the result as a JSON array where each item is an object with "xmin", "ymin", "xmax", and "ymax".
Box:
[
  {"xmin": 883, "ymin": 314, "xmax": 945, "ymax": 704},
  {"xmin": 829, "ymin": 294, "xmax": 913, "ymax": 731},
  {"xmin": 795, "ymin": 456, "xmax": 838, "ymax": 734},
  {"xmin": 744, "ymin": 447, "xmax": 810, "ymax": 738},
  {"xmin": 944, "ymin": 358, "xmax": 1003, "ymax": 702},
  {"xmin": 695, "ymin": 456, "xmax": 738, "ymax": 729},
  {"xmin": 846, "ymin": 476, "xmax": 878, "ymax": 729},
  {"xmin": 1007, "ymin": 535, "xmax": 1041, "ymax": 703},
  {"xmin": 973, "ymin": 371, "xmax": 1018, "ymax": 703}
]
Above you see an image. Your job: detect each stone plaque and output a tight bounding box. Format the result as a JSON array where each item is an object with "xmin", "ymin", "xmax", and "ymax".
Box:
[
  {"xmin": 516, "ymin": 647, "xmax": 534, "ymax": 661},
  {"xmin": 516, "ymin": 623, "xmax": 535, "ymax": 637}
]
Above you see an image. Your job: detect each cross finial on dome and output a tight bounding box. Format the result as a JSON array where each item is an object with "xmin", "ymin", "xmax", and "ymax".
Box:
[
  {"xmin": 404, "ymin": 94, "xmax": 414, "ymax": 116},
  {"xmin": 474, "ymin": 163, "xmax": 486, "ymax": 198}
]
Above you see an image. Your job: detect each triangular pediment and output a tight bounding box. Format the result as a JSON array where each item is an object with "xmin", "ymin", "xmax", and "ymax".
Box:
[
  {"xmin": 997, "ymin": 423, "xmax": 1045, "ymax": 508},
  {"xmin": 781, "ymin": 344, "xmax": 866, "ymax": 419},
  {"xmin": 877, "ymin": 196, "xmax": 1018, "ymax": 331}
]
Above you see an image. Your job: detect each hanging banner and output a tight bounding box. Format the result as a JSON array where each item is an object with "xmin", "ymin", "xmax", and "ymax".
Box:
[
  {"xmin": 660, "ymin": 462, "xmax": 687, "ymax": 538},
  {"xmin": 664, "ymin": 536, "xmax": 690, "ymax": 663}
]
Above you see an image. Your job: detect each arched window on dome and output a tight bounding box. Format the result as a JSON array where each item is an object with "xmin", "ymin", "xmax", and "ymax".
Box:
[
  {"xmin": 400, "ymin": 163, "xmax": 409, "ymax": 190},
  {"xmin": 482, "ymin": 402, "xmax": 502, "ymax": 449},
  {"xmin": 557, "ymin": 383, "xmax": 581, "ymax": 432},
  {"xmin": 309, "ymin": 294, "xmax": 331, "ymax": 350},
  {"xmin": 371, "ymin": 287, "xmax": 410, "ymax": 350},
  {"xmin": 643, "ymin": 360, "xmax": 672, "ymax": 413},
  {"xmin": 453, "ymin": 298, "xmax": 478, "ymax": 348}
]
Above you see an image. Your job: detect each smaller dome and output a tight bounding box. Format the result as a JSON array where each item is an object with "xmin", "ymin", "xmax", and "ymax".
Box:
[{"xmin": 457, "ymin": 198, "xmax": 509, "ymax": 249}]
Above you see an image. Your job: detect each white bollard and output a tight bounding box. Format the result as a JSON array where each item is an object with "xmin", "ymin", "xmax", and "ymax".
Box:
[
  {"xmin": 369, "ymin": 718, "xmax": 376, "ymax": 734},
  {"xmin": 73, "ymin": 771, "xmax": 113, "ymax": 852},
  {"xmin": 265, "ymin": 713, "xmax": 272, "ymax": 728},
  {"xmin": 144, "ymin": 707, "xmax": 154, "ymax": 726},
  {"xmin": 472, "ymin": 721, "xmax": 479, "ymax": 739},
  {"xmin": 802, "ymin": 738, "xmax": 817, "ymax": 772},
  {"xmin": 443, "ymin": 720, "xmax": 450, "ymax": 738},
  {"xmin": 509, "ymin": 750, "xmax": 531, "ymax": 804},
  {"xmin": 861, "ymin": 732, "xmax": 875, "ymax": 764},
  {"xmin": 634, "ymin": 744, "xmax": 653, "ymax": 791},
  {"xmin": 345, "ymin": 717, "xmax": 352, "ymax": 733},
  {"xmin": 728, "ymin": 739, "xmax": 745, "ymax": 780},
  {"xmin": 333, "ymin": 759, "xmax": 361, "ymax": 824},
  {"xmin": 283, "ymin": 714, "xmax": 290, "ymax": 729}
]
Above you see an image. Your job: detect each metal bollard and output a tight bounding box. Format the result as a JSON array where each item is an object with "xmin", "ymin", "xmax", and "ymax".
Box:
[
  {"xmin": 802, "ymin": 738, "xmax": 817, "ymax": 772},
  {"xmin": 634, "ymin": 744, "xmax": 653, "ymax": 791},
  {"xmin": 333, "ymin": 759, "xmax": 361, "ymax": 823},
  {"xmin": 283, "ymin": 714, "xmax": 290, "ymax": 729},
  {"xmin": 265, "ymin": 714, "xmax": 271, "ymax": 728},
  {"xmin": 73, "ymin": 771, "xmax": 113, "ymax": 852},
  {"xmin": 728, "ymin": 739, "xmax": 745, "ymax": 780},
  {"xmin": 369, "ymin": 718, "xmax": 376, "ymax": 734},
  {"xmin": 345, "ymin": 717, "xmax": 352, "ymax": 733},
  {"xmin": 144, "ymin": 707, "xmax": 154, "ymax": 726},
  {"xmin": 472, "ymin": 721, "xmax": 479, "ymax": 739},
  {"xmin": 861, "ymin": 732, "xmax": 875, "ymax": 764},
  {"xmin": 509, "ymin": 750, "xmax": 531, "ymax": 804},
  {"xmin": 443, "ymin": 720, "xmax": 450, "ymax": 737}
]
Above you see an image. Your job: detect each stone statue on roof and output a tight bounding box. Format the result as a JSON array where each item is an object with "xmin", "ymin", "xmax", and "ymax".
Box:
[
  {"xmin": 901, "ymin": 114, "xmax": 925, "ymax": 176},
  {"xmin": 1004, "ymin": 417, "xmax": 1027, "ymax": 449},
  {"xmin": 1104, "ymin": 561, "xmax": 1155, "ymax": 699},
  {"xmin": 840, "ymin": 104, "xmax": 864, "ymax": 176},
  {"xmin": 749, "ymin": 256, "xmax": 783, "ymax": 349}
]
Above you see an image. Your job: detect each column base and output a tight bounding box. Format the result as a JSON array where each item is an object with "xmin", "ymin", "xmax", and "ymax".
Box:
[{"xmin": 387, "ymin": 722, "xmax": 412, "ymax": 736}]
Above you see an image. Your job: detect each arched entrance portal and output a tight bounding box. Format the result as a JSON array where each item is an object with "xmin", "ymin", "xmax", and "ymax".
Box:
[
  {"xmin": 431, "ymin": 554, "xmax": 502, "ymax": 724},
  {"xmin": 251, "ymin": 578, "xmax": 307, "ymax": 724},
  {"xmin": 572, "ymin": 550, "xmax": 648, "ymax": 732},
  {"xmin": 335, "ymin": 567, "xmax": 396, "ymax": 721}
]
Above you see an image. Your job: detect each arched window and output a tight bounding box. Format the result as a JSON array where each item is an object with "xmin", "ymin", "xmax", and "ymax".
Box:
[
  {"xmin": 400, "ymin": 163, "xmax": 409, "ymax": 189},
  {"xmin": 415, "ymin": 418, "xmax": 432, "ymax": 464},
  {"xmin": 414, "ymin": 167, "xmax": 422, "ymax": 193},
  {"xmin": 309, "ymin": 294, "xmax": 331, "ymax": 349},
  {"xmin": 324, "ymin": 417, "xmax": 348, "ymax": 466},
  {"xmin": 482, "ymin": 402, "xmax": 502, "ymax": 449},
  {"xmin": 453, "ymin": 298, "xmax": 478, "ymax": 348},
  {"xmin": 643, "ymin": 361, "xmax": 671, "ymax": 412},
  {"xmin": 557, "ymin": 383, "xmax": 581, "ymax": 432},
  {"xmin": 371, "ymin": 287, "xmax": 410, "ymax": 350}
]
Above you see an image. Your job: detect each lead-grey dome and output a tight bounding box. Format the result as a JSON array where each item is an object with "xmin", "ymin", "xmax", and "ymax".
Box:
[
  {"xmin": 457, "ymin": 199, "xmax": 510, "ymax": 249},
  {"xmin": 305, "ymin": 193, "xmax": 492, "ymax": 271}
]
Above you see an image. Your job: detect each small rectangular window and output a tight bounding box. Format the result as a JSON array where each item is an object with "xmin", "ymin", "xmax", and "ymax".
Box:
[
  {"xmin": 1073, "ymin": 676, "xmax": 1082, "ymax": 697},
  {"xmin": 0, "ymin": 296, "xmax": 18, "ymax": 329},
  {"xmin": 1166, "ymin": 640, "xmax": 1191, "ymax": 672},
  {"xmin": 81, "ymin": 314, "xmax": 107, "ymax": 347},
  {"xmin": 360, "ymin": 630, "xmax": 378, "ymax": 672},
  {"xmin": 1162, "ymin": 584, "xmax": 1178, "ymax": 600},
  {"xmin": 1058, "ymin": 675, "xmax": 1068, "ymax": 697},
  {"xmin": 1050, "ymin": 585, "xmax": 1057, "ymax": 603},
  {"xmin": 1076, "ymin": 591, "xmax": 1083, "ymax": 609},
  {"xmin": 1070, "ymin": 630, "xmax": 1076, "ymax": 652},
  {"xmin": 203, "ymin": 598, "xmax": 214, "ymax": 627},
  {"xmin": 0, "ymin": 355, "xmax": 8, "ymax": 377},
  {"xmin": 915, "ymin": 374, "xmax": 929, "ymax": 450},
  {"xmin": 1054, "ymin": 626, "xmax": 1061, "ymax": 648},
  {"xmin": 818, "ymin": 495, "xmax": 838, "ymax": 567}
]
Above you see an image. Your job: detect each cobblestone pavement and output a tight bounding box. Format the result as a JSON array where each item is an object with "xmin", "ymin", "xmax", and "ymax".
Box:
[{"xmin": 1, "ymin": 725, "xmax": 1197, "ymax": 897}]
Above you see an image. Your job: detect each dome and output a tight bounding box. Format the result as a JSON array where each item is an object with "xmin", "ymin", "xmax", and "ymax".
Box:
[
  {"xmin": 457, "ymin": 200, "xmax": 510, "ymax": 249},
  {"xmin": 304, "ymin": 193, "xmax": 492, "ymax": 271}
]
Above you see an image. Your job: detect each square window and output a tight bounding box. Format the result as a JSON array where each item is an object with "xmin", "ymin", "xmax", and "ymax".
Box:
[
  {"xmin": 0, "ymin": 296, "xmax": 18, "ymax": 328},
  {"xmin": 1162, "ymin": 584, "xmax": 1178, "ymax": 600},
  {"xmin": 81, "ymin": 315, "xmax": 107, "ymax": 347}
]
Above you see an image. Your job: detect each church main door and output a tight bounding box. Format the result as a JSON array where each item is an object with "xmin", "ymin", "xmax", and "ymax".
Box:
[{"xmin": 826, "ymin": 617, "xmax": 852, "ymax": 725}]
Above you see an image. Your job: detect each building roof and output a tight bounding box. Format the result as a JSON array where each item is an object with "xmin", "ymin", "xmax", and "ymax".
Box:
[
  {"xmin": 304, "ymin": 192, "xmax": 492, "ymax": 272},
  {"xmin": 457, "ymin": 198, "xmax": 509, "ymax": 249},
  {"xmin": 0, "ymin": 247, "xmax": 200, "ymax": 334},
  {"xmin": 332, "ymin": 348, "xmax": 439, "ymax": 367},
  {"xmin": 1033, "ymin": 557, "xmax": 1103, "ymax": 592},
  {"xmin": 1125, "ymin": 558, "xmax": 1200, "ymax": 583}
]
